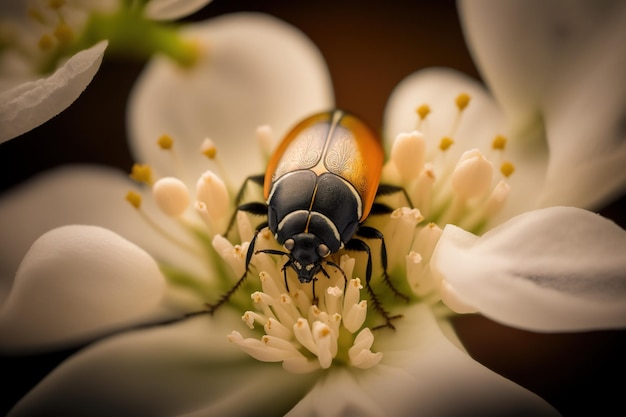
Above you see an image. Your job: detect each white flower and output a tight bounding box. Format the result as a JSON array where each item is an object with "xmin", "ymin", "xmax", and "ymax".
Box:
[
  {"xmin": 0, "ymin": 0, "xmax": 212, "ymax": 143},
  {"xmin": 0, "ymin": 2, "xmax": 625, "ymax": 417}
]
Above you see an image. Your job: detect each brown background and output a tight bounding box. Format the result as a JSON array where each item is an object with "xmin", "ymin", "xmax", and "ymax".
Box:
[{"xmin": 1, "ymin": 0, "xmax": 625, "ymax": 415}]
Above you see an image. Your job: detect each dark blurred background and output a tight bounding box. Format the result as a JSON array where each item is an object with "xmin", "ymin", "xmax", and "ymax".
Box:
[{"xmin": 1, "ymin": 0, "xmax": 625, "ymax": 415}]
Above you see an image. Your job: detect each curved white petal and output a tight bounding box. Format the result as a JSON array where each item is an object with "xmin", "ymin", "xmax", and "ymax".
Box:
[
  {"xmin": 0, "ymin": 225, "xmax": 166, "ymax": 352},
  {"xmin": 459, "ymin": 1, "xmax": 626, "ymax": 209},
  {"xmin": 144, "ymin": 0, "xmax": 212, "ymax": 20},
  {"xmin": 128, "ymin": 13, "xmax": 334, "ymax": 188},
  {"xmin": 432, "ymin": 206, "xmax": 626, "ymax": 332},
  {"xmin": 287, "ymin": 304, "xmax": 558, "ymax": 417},
  {"xmin": 8, "ymin": 316, "xmax": 315, "ymax": 417},
  {"xmin": 383, "ymin": 67, "xmax": 548, "ymax": 221},
  {"xmin": 0, "ymin": 166, "xmax": 210, "ymax": 304},
  {"xmin": 0, "ymin": 41, "xmax": 108, "ymax": 143}
]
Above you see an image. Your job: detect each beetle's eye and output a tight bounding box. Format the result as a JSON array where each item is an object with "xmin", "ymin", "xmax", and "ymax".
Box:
[
  {"xmin": 284, "ymin": 239, "xmax": 295, "ymax": 251},
  {"xmin": 317, "ymin": 244, "xmax": 331, "ymax": 258}
]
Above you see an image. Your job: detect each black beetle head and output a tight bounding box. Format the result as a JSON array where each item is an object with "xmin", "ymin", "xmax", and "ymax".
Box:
[{"xmin": 284, "ymin": 233, "xmax": 331, "ymax": 283}]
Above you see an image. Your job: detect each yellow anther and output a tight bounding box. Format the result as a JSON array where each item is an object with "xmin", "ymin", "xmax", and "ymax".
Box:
[
  {"xmin": 500, "ymin": 161, "xmax": 515, "ymax": 177},
  {"xmin": 157, "ymin": 134, "xmax": 174, "ymax": 150},
  {"xmin": 38, "ymin": 34, "xmax": 54, "ymax": 50},
  {"xmin": 201, "ymin": 138, "xmax": 217, "ymax": 159},
  {"xmin": 416, "ymin": 104, "xmax": 431, "ymax": 120},
  {"xmin": 129, "ymin": 163, "xmax": 153, "ymax": 184},
  {"xmin": 492, "ymin": 134, "xmax": 507, "ymax": 150},
  {"xmin": 53, "ymin": 22, "xmax": 73, "ymax": 44},
  {"xmin": 125, "ymin": 191, "xmax": 142, "ymax": 209},
  {"xmin": 439, "ymin": 137, "xmax": 454, "ymax": 151},
  {"xmin": 47, "ymin": 0, "xmax": 66, "ymax": 10},
  {"xmin": 455, "ymin": 93, "xmax": 471, "ymax": 111}
]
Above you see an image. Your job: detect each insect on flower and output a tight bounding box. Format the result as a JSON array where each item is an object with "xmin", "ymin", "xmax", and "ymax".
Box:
[{"xmin": 207, "ymin": 110, "xmax": 410, "ymax": 328}]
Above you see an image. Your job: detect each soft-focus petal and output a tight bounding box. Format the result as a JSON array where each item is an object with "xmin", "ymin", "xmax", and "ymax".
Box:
[
  {"xmin": 0, "ymin": 41, "xmax": 108, "ymax": 143},
  {"xmin": 128, "ymin": 13, "xmax": 333, "ymax": 187},
  {"xmin": 383, "ymin": 67, "xmax": 547, "ymax": 221},
  {"xmin": 287, "ymin": 304, "xmax": 558, "ymax": 417},
  {"xmin": 0, "ymin": 225, "xmax": 166, "ymax": 352},
  {"xmin": 459, "ymin": 0, "xmax": 626, "ymax": 209},
  {"xmin": 8, "ymin": 316, "xmax": 316, "ymax": 417},
  {"xmin": 0, "ymin": 166, "xmax": 210, "ymax": 304},
  {"xmin": 433, "ymin": 206, "xmax": 626, "ymax": 332},
  {"xmin": 144, "ymin": 0, "xmax": 212, "ymax": 20}
]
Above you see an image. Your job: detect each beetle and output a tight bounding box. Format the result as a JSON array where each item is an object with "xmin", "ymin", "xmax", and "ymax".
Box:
[{"xmin": 207, "ymin": 110, "xmax": 408, "ymax": 328}]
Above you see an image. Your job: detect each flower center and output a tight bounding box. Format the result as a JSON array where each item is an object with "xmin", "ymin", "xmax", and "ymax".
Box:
[{"xmin": 123, "ymin": 94, "xmax": 515, "ymax": 373}]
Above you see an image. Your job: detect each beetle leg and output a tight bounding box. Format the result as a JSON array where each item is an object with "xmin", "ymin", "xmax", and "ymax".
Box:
[
  {"xmin": 375, "ymin": 183, "xmax": 414, "ymax": 208},
  {"xmin": 206, "ymin": 221, "xmax": 267, "ymax": 314},
  {"xmin": 356, "ymin": 226, "xmax": 410, "ymax": 303},
  {"xmin": 345, "ymin": 238, "xmax": 402, "ymax": 330},
  {"xmin": 223, "ymin": 174, "xmax": 266, "ymax": 238}
]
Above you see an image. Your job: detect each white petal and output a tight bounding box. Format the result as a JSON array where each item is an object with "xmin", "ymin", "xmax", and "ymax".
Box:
[
  {"xmin": 0, "ymin": 225, "xmax": 166, "ymax": 351},
  {"xmin": 459, "ymin": 0, "xmax": 625, "ymax": 130},
  {"xmin": 287, "ymin": 304, "xmax": 558, "ymax": 417},
  {"xmin": 144, "ymin": 0, "xmax": 212, "ymax": 20},
  {"xmin": 8, "ymin": 316, "xmax": 315, "ymax": 417},
  {"xmin": 128, "ymin": 13, "xmax": 334, "ymax": 188},
  {"xmin": 0, "ymin": 166, "xmax": 210, "ymax": 304},
  {"xmin": 0, "ymin": 41, "xmax": 108, "ymax": 143},
  {"xmin": 459, "ymin": 1, "xmax": 626, "ymax": 209},
  {"xmin": 383, "ymin": 67, "xmax": 548, "ymax": 221},
  {"xmin": 432, "ymin": 206, "xmax": 626, "ymax": 332}
]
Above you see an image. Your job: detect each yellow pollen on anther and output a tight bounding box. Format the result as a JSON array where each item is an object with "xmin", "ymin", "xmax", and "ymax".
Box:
[
  {"xmin": 125, "ymin": 191, "xmax": 142, "ymax": 209},
  {"xmin": 129, "ymin": 163, "xmax": 153, "ymax": 185},
  {"xmin": 157, "ymin": 134, "xmax": 174, "ymax": 150},
  {"xmin": 201, "ymin": 138, "xmax": 218, "ymax": 159},
  {"xmin": 416, "ymin": 104, "xmax": 431, "ymax": 120},
  {"xmin": 500, "ymin": 161, "xmax": 515, "ymax": 177},
  {"xmin": 38, "ymin": 35, "xmax": 54, "ymax": 50},
  {"xmin": 492, "ymin": 134, "xmax": 507, "ymax": 150},
  {"xmin": 439, "ymin": 137, "xmax": 454, "ymax": 151},
  {"xmin": 53, "ymin": 22, "xmax": 73, "ymax": 44},
  {"xmin": 455, "ymin": 93, "xmax": 471, "ymax": 111}
]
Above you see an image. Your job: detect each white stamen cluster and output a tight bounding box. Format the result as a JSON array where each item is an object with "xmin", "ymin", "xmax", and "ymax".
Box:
[
  {"xmin": 378, "ymin": 94, "xmax": 515, "ymax": 302},
  {"xmin": 227, "ymin": 256, "xmax": 382, "ymax": 374}
]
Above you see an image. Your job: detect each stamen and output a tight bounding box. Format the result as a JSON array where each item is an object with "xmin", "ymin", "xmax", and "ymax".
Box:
[
  {"xmin": 491, "ymin": 134, "xmax": 507, "ymax": 150},
  {"xmin": 500, "ymin": 161, "xmax": 515, "ymax": 177},
  {"xmin": 130, "ymin": 163, "xmax": 154, "ymax": 185},
  {"xmin": 200, "ymin": 138, "xmax": 217, "ymax": 159},
  {"xmin": 451, "ymin": 149, "xmax": 493, "ymax": 200},
  {"xmin": 416, "ymin": 104, "xmax": 431, "ymax": 120},
  {"xmin": 439, "ymin": 137, "xmax": 454, "ymax": 151},
  {"xmin": 195, "ymin": 170, "xmax": 229, "ymax": 222},
  {"xmin": 152, "ymin": 177, "xmax": 190, "ymax": 217},
  {"xmin": 391, "ymin": 131, "xmax": 426, "ymax": 183},
  {"xmin": 157, "ymin": 134, "xmax": 174, "ymax": 150},
  {"xmin": 348, "ymin": 328, "xmax": 383, "ymax": 369},
  {"xmin": 53, "ymin": 22, "xmax": 73, "ymax": 44},
  {"xmin": 125, "ymin": 191, "xmax": 142, "ymax": 209},
  {"xmin": 455, "ymin": 93, "xmax": 471, "ymax": 111},
  {"xmin": 200, "ymin": 138, "xmax": 233, "ymax": 191},
  {"xmin": 125, "ymin": 189, "xmax": 202, "ymax": 257}
]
